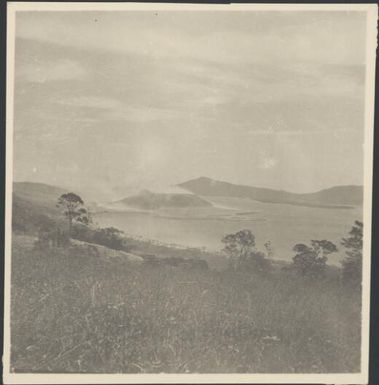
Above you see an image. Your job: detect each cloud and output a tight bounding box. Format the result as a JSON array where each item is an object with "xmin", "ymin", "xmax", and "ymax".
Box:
[
  {"xmin": 261, "ymin": 157, "xmax": 277, "ymax": 169},
  {"xmin": 15, "ymin": 11, "xmax": 366, "ymax": 67},
  {"xmin": 258, "ymin": 150, "xmax": 277, "ymax": 169},
  {"xmin": 58, "ymin": 96, "xmax": 180, "ymax": 123},
  {"xmin": 59, "ymin": 96, "xmax": 122, "ymax": 109},
  {"xmin": 12, "ymin": 11, "xmax": 367, "ymax": 195},
  {"xmin": 17, "ymin": 59, "xmax": 87, "ymax": 83},
  {"xmin": 106, "ymin": 105, "xmax": 179, "ymax": 123}
]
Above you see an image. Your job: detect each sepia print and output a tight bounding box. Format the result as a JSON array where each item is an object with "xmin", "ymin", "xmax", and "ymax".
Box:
[{"xmin": 3, "ymin": 3, "xmax": 377, "ymax": 384}]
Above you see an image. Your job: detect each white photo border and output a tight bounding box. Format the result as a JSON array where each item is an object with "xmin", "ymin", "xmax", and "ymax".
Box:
[{"xmin": 3, "ymin": 3, "xmax": 378, "ymax": 384}]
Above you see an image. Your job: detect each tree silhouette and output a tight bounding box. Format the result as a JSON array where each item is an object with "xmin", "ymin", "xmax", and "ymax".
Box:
[
  {"xmin": 292, "ymin": 240, "xmax": 337, "ymax": 277},
  {"xmin": 222, "ymin": 229, "xmax": 256, "ymax": 270},
  {"xmin": 56, "ymin": 193, "xmax": 89, "ymax": 237},
  {"xmin": 341, "ymin": 220, "xmax": 363, "ymax": 285},
  {"xmin": 221, "ymin": 229, "xmax": 271, "ymax": 272}
]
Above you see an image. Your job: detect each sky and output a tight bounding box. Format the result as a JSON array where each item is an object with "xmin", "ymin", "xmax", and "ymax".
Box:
[{"xmin": 13, "ymin": 10, "xmax": 367, "ymax": 201}]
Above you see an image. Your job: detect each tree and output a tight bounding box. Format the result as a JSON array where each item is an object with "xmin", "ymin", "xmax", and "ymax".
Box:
[
  {"xmin": 222, "ymin": 229, "xmax": 256, "ymax": 270},
  {"xmin": 291, "ymin": 240, "xmax": 337, "ymax": 277},
  {"xmin": 56, "ymin": 193, "xmax": 90, "ymax": 236},
  {"xmin": 93, "ymin": 227, "xmax": 125, "ymax": 250},
  {"xmin": 264, "ymin": 241, "xmax": 273, "ymax": 259},
  {"xmin": 221, "ymin": 229, "xmax": 271, "ymax": 272},
  {"xmin": 341, "ymin": 220, "xmax": 363, "ymax": 285}
]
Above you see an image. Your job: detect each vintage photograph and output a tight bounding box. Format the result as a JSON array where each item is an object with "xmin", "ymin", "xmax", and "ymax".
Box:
[{"xmin": 3, "ymin": 3, "xmax": 377, "ymax": 384}]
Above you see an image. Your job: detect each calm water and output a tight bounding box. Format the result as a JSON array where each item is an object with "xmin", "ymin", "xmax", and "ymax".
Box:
[{"xmin": 94, "ymin": 197, "xmax": 362, "ymax": 264}]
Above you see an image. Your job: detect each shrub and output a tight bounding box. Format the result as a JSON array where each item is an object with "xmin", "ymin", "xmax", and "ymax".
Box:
[
  {"xmin": 341, "ymin": 221, "xmax": 363, "ymax": 286},
  {"xmin": 222, "ymin": 229, "xmax": 256, "ymax": 270},
  {"xmin": 291, "ymin": 240, "xmax": 337, "ymax": 278},
  {"xmin": 35, "ymin": 222, "xmax": 70, "ymax": 249},
  {"xmin": 71, "ymin": 223, "xmax": 94, "ymax": 243},
  {"xmin": 221, "ymin": 229, "xmax": 271, "ymax": 272},
  {"xmin": 243, "ymin": 250, "xmax": 272, "ymax": 272},
  {"xmin": 72, "ymin": 225, "xmax": 127, "ymax": 252},
  {"xmin": 92, "ymin": 227, "xmax": 124, "ymax": 250}
]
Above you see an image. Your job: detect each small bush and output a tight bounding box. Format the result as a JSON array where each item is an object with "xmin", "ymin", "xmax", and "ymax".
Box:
[
  {"xmin": 242, "ymin": 251, "xmax": 272, "ymax": 272},
  {"xmin": 221, "ymin": 229, "xmax": 271, "ymax": 273},
  {"xmin": 72, "ymin": 225, "xmax": 127, "ymax": 252},
  {"xmin": 341, "ymin": 221, "xmax": 363, "ymax": 287},
  {"xmin": 291, "ymin": 240, "xmax": 337, "ymax": 278},
  {"xmin": 35, "ymin": 221, "xmax": 70, "ymax": 249}
]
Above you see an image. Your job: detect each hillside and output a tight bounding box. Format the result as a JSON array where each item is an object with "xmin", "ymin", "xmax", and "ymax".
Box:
[
  {"xmin": 12, "ymin": 182, "xmax": 69, "ymax": 233},
  {"xmin": 117, "ymin": 189, "xmax": 212, "ymax": 210},
  {"xmin": 11, "ymin": 232, "xmax": 360, "ymax": 374},
  {"xmin": 304, "ymin": 185, "xmax": 363, "ymax": 206},
  {"xmin": 10, "ymin": 183, "xmax": 362, "ymax": 374},
  {"xmin": 13, "ymin": 181, "xmax": 68, "ymax": 208},
  {"xmin": 11, "ymin": 182, "xmax": 224, "ymax": 268},
  {"xmin": 178, "ymin": 177, "xmax": 363, "ymax": 208}
]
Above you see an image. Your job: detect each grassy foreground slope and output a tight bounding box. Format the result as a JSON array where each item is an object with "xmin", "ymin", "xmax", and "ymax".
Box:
[{"xmin": 11, "ymin": 235, "xmax": 361, "ymax": 373}]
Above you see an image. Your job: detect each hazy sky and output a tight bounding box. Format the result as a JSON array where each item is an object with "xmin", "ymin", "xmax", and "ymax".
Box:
[{"xmin": 13, "ymin": 10, "xmax": 367, "ymax": 200}]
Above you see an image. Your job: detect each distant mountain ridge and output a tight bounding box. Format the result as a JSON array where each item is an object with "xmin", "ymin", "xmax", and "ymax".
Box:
[
  {"xmin": 117, "ymin": 189, "xmax": 212, "ymax": 210},
  {"xmin": 178, "ymin": 177, "xmax": 363, "ymax": 208},
  {"xmin": 13, "ymin": 180, "xmax": 363, "ymax": 211}
]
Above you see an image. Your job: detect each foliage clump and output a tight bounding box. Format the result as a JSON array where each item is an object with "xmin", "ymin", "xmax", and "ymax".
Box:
[
  {"xmin": 56, "ymin": 193, "xmax": 90, "ymax": 236},
  {"xmin": 341, "ymin": 221, "xmax": 363, "ymax": 286},
  {"xmin": 291, "ymin": 240, "xmax": 337, "ymax": 278},
  {"xmin": 72, "ymin": 225, "xmax": 127, "ymax": 251},
  {"xmin": 221, "ymin": 229, "xmax": 271, "ymax": 272}
]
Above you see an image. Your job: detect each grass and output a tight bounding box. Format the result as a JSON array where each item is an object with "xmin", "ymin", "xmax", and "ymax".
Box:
[{"xmin": 11, "ymin": 234, "xmax": 361, "ymax": 374}]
